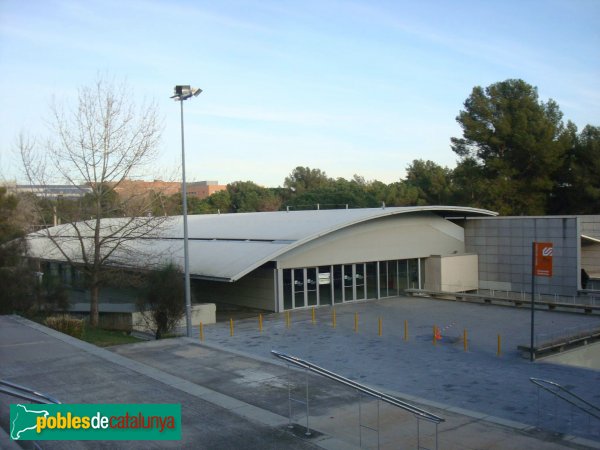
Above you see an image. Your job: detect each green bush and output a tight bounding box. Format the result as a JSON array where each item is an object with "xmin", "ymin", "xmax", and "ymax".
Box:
[
  {"xmin": 136, "ymin": 263, "xmax": 185, "ymax": 339},
  {"xmin": 45, "ymin": 314, "xmax": 84, "ymax": 339}
]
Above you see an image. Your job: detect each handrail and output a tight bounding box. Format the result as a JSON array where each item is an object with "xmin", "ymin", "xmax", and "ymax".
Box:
[
  {"xmin": 271, "ymin": 350, "xmax": 444, "ymax": 424},
  {"xmin": 0, "ymin": 380, "xmax": 61, "ymax": 405},
  {"xmin": 530, "ymin": 378, "xmax": 600, "ymax": 420}
]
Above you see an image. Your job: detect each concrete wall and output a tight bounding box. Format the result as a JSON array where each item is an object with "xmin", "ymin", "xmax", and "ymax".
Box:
[
  {"xmin": 132, "ymin": 304, "xmax": 216, "ymax": 333},
  {"xmin": 465, "ymin": 217, "xmax": 579, "ymax": 296},
  {"xmin": 192, "ymin": 267, "xmax": 275, "ymax": 311},
  {"xmin": 277, "ymin": 213, "xmax": 465, "ymax": 269},
  {"xmin": 424, "ymin": 254, "xmax": 478, "ymax": 292},
  {"xmin": 581, "ymin": 216, "xmax": 600, "ymax": 279}
]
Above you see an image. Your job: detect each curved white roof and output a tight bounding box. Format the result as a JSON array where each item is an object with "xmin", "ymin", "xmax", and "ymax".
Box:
[{"xmin": 26, "ymin": 206, "xmax": 496, "ymax": 282}]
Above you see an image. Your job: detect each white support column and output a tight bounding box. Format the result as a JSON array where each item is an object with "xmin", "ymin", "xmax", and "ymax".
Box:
[
  {"xmin": 303, "ymin": 268, "xmax": 308, "ymax": 308},
  {"xmin": 376, "ymin": 261, "xmax": 381, "ymax": 299},
  {"xmin": 276, "ymin": 268, "xmax": 284, "ymax": 312},
  {"xmin": 315, "ymin": 267, "xmax": 320, "ymax": 306}
]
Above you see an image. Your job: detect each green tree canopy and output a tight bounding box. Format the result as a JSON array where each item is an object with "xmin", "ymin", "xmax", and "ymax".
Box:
[
  {"xmin": 284, "ymin": 166, "xmax": 332, "ymax": 194},
  {"xmin": 451, "ymin": 79, "xmax": 571, "ymax": 215},
  {"xmin": 227, "ymin": 181, "xmax": 281, "ymax": 212},
  {"xmin": 551, "ymin": 124, "xmax": 600, "ymax": 214},
  {"xmin": 404, "ymin": 159, "xmax": 454, "ymax": 205},
  {"xmin": 0, "ymin": 188, "xmax": 36, "ymax": 314}
]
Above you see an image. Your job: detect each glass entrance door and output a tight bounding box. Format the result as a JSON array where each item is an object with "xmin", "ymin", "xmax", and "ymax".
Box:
[
  {"xmin": 318, "ymin": 266, "xmax": 332, "ymax": 305},
  {"xmin": 355, "ymin": 263, "xmax": 366, "ymax": 300},
  {"xmin": 333, "ymin": 265, "xmax": 343, "ymax": 304},
  {"xmin": 307, "ymin": 268, "xmax": 317, "ymax": 306},
  {"xmin": 366, "ymin": 262, "xmax": 378, "ymax": 299},
  {"xmin": 293, "ymin": 269, "xmax": 305, "ymax": 308},
  {"xmin": 343, "ymin": 264, "xmax": 354, "ymax": 301}
]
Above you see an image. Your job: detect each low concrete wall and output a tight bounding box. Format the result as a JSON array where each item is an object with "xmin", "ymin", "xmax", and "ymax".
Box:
[
  {"xmin": 77, "ymin": 304, "xmax": 217, "ymax": 333},
  {"xmin": 132, "ymin": 303, "xmax": 216, "ymax": 333}
]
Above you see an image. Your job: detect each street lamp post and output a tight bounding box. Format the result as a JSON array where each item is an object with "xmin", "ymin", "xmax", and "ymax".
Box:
[{"xmin": 171, "ymin": 85, "xmax": 202, "ymax": 338}]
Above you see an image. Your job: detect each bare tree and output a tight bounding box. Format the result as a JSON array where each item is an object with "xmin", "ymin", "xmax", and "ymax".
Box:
[{"xmin": 19, "ymin": 77, "xmax": 171, "ymax": 327}]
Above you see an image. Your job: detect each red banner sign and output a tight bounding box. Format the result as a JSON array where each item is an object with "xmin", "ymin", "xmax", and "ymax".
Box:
[{"xmin": 534, "ymin": 242, "xmax": 553, "ymax": 277}]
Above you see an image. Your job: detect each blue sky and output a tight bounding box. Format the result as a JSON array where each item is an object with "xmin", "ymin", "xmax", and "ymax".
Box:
[{"xmin": 1, "ymin": 0, "xmax": 598, "ymax": 187}]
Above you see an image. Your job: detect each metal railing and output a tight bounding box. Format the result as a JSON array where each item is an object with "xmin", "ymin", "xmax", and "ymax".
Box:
[
  {"xmin": 1, "ymin": 380, "xmax": 61, "ymax": 450},
  {"xmin": 535, "ymin": 323, "xmax": 600, "ymax": 347},
  {"xmin": 272, "ymin": 350, "xmax": 444, "ymax": 449},
  {"xmin": 0, "ymin": 380, "xmax": 60, "ymax": 405},
  {"xmin": 475, "ymin": 288, "xmax": 600, "ymax": 307},
  {"xmin": 530, "ymin": 377, "xmax": 600, "ymax": 440},
  {"xmin": 407, "ymin": 286, "xmax": 600, "ymax": 308}
]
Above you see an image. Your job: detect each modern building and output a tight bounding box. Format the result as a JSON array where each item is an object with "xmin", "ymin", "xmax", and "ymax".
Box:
[
  {"xmin": 25, "ymin": 206, "xmax": 494, "ymax": 312},
  {"xmin": 463, "ymin": 215, "xmax": 600, "ymax": 296},
  {"xmin": 24, "ymin": 207, "xmax": 599, "ymax": 313}
]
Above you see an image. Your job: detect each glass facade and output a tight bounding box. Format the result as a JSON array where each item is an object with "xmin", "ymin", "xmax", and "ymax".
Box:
[{"xmin": 281, "ymin": 258, "xmax": 423, "ymax": 310}]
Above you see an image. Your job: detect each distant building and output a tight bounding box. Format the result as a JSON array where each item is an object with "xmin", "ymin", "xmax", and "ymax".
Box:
[
  {"xmin": 5, "ymin": 183, "xmax": 92, "ymax": 199},
  {"xmin": 187, "ymin": 181, "xmax": 226, "ymax": 199},
  {"xmin": 112, "ymin": 180, "xmax": 181, "ymax": 198},
  {"xmin": 4, "ymin": 180, "xmax": 227, "ymax": 201}
]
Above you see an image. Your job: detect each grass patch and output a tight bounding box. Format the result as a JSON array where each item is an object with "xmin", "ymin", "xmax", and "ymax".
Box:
[
  {"xmin": 25, "ymin": 312, "xmax": 144, "ymax": 347},
  {"xmin": 80, "ymin": 327, "xmax": 144, "ymax": 347},
  {"xmin": 45, "ymin": 315, "xmax": 84, "ymax": 339}
]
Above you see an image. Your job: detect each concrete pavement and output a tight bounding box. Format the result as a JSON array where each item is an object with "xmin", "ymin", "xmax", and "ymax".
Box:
[
  {"xmin": 0, "ymin": 315, "xmax": 321, "ymax": 450},
  {"xmin": 187, "ymin": 296, "xmax": 600, "ymax": 445},
  {"xmin": 1, "ymin": 296, "xmax": 600, "ymax": 449}
]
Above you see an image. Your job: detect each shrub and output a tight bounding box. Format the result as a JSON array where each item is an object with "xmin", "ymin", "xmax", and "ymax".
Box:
[
  {"xmin": 136, "ymin": 263, "xmax": 185, "ymax": 339},
  {"xmin": 45, "ymin": 314, "xmax": 84, "ymax": 339}
]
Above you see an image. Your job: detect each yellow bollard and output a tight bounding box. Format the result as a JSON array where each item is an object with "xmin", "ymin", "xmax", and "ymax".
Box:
[
  {"xmin": 378, "ymin": 317, "xmax": 382, "ymax": 337},
  {"xmin": 230, "ymin": 318, "xmax": 234, "ymax": 337},
  {"xmin": 311, "ymin": 307, "xmax": 316, "ymax": 324},
  {"xmin": 286, "ymin": 311, "xmax": 290, "ymax": 329},
  {"xmin": 332, "ymin": 308, "xmax": 336, "ymax": 328},
  {"xmin": 404, "ymin": 320, "xmax": 408, "ymax": 341},
  {"xmin": 463, "ymin": 329, "xmax": 468, "ymax": 352},
  {"xmin": 497, "ymin": 334, "xmax": 502, "ymax": 356},
  {"xmin": 199, "ymin": 322, "xmax": 204, "ymax": 342},
  {"xmin": 259, "ymin": 313, "xmax": 263, "ymax": 333},
  {"xmin": 354, "ymin": 312, "xmax": 359, "ymax": 333}
]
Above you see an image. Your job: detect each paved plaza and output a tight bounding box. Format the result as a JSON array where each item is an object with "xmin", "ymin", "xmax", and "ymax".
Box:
[
  {"xmin": 1, "ymin": 296, "xmax": 600, "ymax": 449},
  {"xmin": 190, "ymin": 296, "xmax": 600, "ymax": 442}
]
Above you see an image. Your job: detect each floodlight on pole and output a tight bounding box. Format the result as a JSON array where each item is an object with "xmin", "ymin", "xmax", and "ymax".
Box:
[{"xmin": 172, "ymin": 85, "xmax": 202, "ymax": 338}]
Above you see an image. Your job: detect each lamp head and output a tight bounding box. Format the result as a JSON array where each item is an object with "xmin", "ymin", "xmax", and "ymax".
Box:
[{"xmin": 171, "ymin": 85, "xmax": 202, "ymax": 101}]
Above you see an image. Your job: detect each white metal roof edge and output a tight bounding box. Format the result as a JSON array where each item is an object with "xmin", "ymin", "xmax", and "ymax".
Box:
[
  {"xmin": 226, "ymin": 206, "xmax": 497, "ymax": 281},
  {"xmin": 581, "ymin": 234, "xmax": 600, "ymax": 244}
]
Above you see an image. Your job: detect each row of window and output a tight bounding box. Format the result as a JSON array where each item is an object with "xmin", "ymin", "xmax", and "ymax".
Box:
[{"xmin": 281, "ymin": 259, "xmax": 424, "ymax": 310}]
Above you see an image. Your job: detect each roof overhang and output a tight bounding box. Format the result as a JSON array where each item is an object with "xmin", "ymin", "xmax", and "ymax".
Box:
[{"xmin": 582, "ymin": 234, "xmax": 600, "ymax": 244}]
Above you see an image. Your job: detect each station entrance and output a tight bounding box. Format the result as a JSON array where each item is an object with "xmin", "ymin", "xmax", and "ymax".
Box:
[{"xmin": 281, "ymin": 259, "xmax": 424, "ymax": 310}]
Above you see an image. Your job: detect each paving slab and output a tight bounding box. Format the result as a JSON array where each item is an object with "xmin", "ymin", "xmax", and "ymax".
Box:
[
  {"xmin": 113, "ymin": 335, "xmax": 599, "ymax": 449},
  {"xmin": 0, "ymin": 315, "xmax": 318, "ymax": 450},
  {"xmin": 2, "ymin": 308, "xmax": 600, "ymax": 449},
  {"xmin": 185, "ymin": 296, "xmax": 600, "ymax": 444}
]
